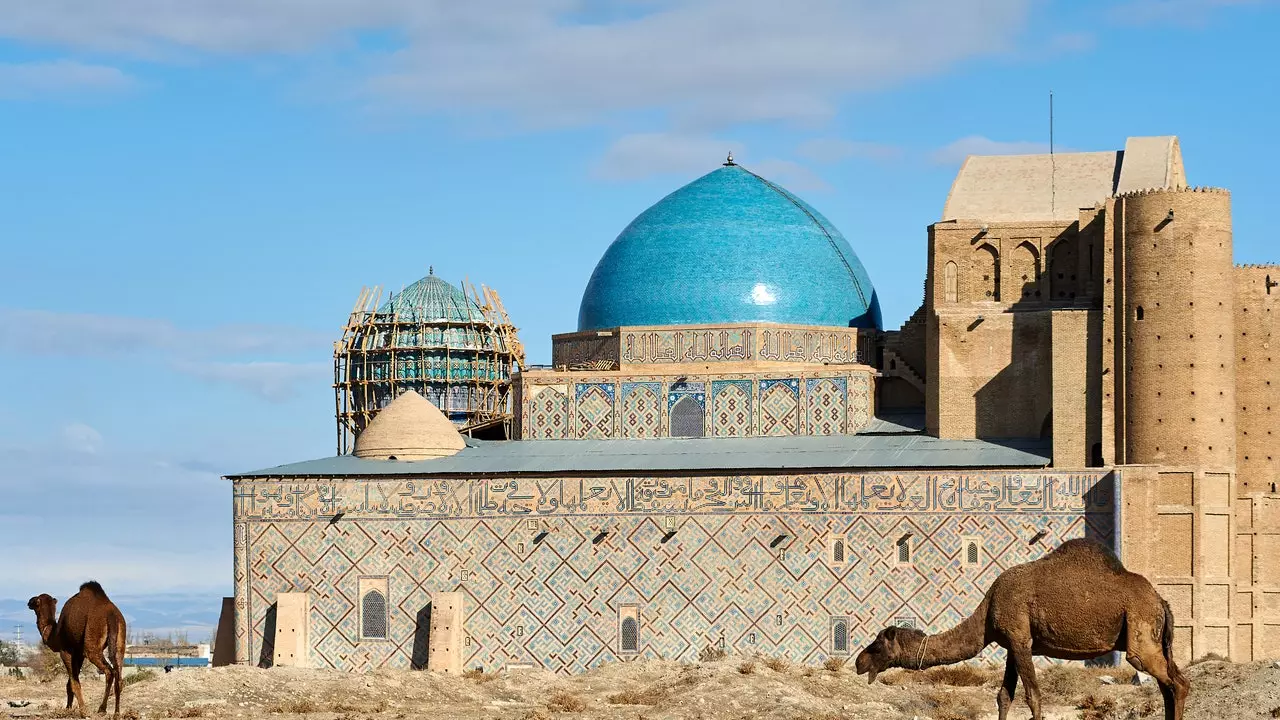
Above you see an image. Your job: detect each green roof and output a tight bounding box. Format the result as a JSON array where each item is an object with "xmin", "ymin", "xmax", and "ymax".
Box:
[{"xmin": 226, "ymin": 433, "xmax": 1051, "ymax": 478}]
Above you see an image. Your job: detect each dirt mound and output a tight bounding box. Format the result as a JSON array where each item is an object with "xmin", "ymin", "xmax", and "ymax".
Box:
[{"xmin": 1, "ymin": 656, "xmax": 1272, "ymax": 720}]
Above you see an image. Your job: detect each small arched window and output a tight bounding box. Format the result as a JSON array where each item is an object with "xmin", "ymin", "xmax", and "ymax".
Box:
[
  {"xmin": 967, "ymin": 541, "xmax": 979, "ymax": 565},
  {"xmin": 833, "ymin": 540, "xmax": 845, "ymax": 564},
  {"xmin": 670, "ymin": 395, "xmax": 705, "ymax": 438},
  {"xmin": 620, "ymin": 617, "xmax": 638, "ymax": 653},
  {"xmin": 833, "ymin": 620, "xmax": 849, "ymax": 654},
  {"xmin": 361, "ymin": 590, "xmax": 387, "ymax": 639},
  {"xmin": 944, "ymin": 261, "xmax": 958, "ymax": 303},
  {"xmin": 1136, "ymin": 306, "xmax": 1144, "ymax": 321},
  {"xmin": 896, "ymin": 536, "xmax": 911, "ymax": 564}
]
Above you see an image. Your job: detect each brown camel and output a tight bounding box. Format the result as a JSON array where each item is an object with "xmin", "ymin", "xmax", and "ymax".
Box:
[
  {"xmin": 854, "ymin": 538, "xmax": 1189, "ymax": 720},
  {"xmin": 28, "ymin": 581, "xmax": 127, "ymax": 719}
]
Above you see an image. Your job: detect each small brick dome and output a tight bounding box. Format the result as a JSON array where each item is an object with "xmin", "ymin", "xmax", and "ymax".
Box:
[{"xmin": 352, "ymin": 391, "xmax": 465, "ymax": 460}]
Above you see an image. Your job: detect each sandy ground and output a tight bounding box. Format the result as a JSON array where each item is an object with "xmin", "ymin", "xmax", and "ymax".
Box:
[{"xmin": 1, "ymin": 656, "xmax": 1275, "ymax": 720}]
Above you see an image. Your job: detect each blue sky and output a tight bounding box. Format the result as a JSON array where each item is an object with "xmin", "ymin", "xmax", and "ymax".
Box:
[{"xmin": 1, "ymin": 0, "xmax": 1277, "ymax": 641}]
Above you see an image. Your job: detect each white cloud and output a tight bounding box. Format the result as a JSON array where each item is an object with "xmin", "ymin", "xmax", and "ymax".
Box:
[
  {"xmin": 62, "ymin": 422, "xmax": 105, "ymax": 455},
  {"xmin": 593, "ymin": 132, "xmax": 742, "ymax": 180},
  {"xmin": 0, "ymin": 60, "xmax": 136, "ymax": 100},
  {"xmin": 0, "ymin": 0, "xmax": 1034, "ymax": 129},
  {"xmin": 172, "ymin": 360, "xmax": 330, "ymax": 403},
  {"xmin": 930, "ymin": 135, "xmax": 1064, "ymax": 165},
  {"xmin": 0, "ymin": 308, "xmax": 329, "ymax": 358},
  {"xmin": 796, "ymin": 137, "xmax": 901, "ymax": 164}
]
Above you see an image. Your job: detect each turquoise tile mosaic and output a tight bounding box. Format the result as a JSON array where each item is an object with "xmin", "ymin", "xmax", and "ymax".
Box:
[{"xmin": 576, "ymin": 164, "xmax": 882, "ymax": 331}]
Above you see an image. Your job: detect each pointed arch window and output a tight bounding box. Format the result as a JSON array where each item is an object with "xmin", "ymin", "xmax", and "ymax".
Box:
[
  {"xmin": 618, "ymin": 605, "xmax": 640, "ymax": 654},
  {"xmin": 670, "ymin": 395, "xmax": 705, "ymax": 438},
  {"xmin": 358, "ymin": 578, "xmax": 390, "ymax": 640},
  {"xmin": 831, "ymin": 617, "xmax": 850, "ymax": 655},
  {"xmin": 896, "ymin": 535, "xmax": 912, "ymax": 565},
  {"xmin": 944, "ymin": 261, "xmax": 958, "ymax": 303},
  {"xmin": 833, "ymin": 539, "xmax": 845, "ymax": 564}
]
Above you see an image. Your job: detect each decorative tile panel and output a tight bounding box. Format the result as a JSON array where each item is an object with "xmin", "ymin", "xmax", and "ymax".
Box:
[
  {"xmin": 760, "ymin": 379, "xmax": 801, "ymax": 436},
  {"xmin": 519, "ymin": 368, "xmax": 874, "ymax": 441},
  {"xmin": 620, "ymin": 383, "xmax": 662, "ymax": 439},
  {"xmin": 235, "ymin": 471, "xmax": 1116, "ymax": 673},
  {"xmin": 711, "ymin": 380, "xmax": 753, "ymax": 437},
  {"xmin": 806, "ymin": 378, "xmax": 847, "ymax": 436},
  {"xmin": 527, "ymin": 386, "xmax": 569, "ymax": 440},
  {"xmin": 574, "ymin": 384, "xmax": 615, "ymax": 439}
]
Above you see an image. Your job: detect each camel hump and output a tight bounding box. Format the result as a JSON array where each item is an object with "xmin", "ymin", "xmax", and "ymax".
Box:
[
  {"xmin": 1047, "ymin": 538, "xmax": 1127, "ymax": 573},
  {"xmin": 79, "ymin": 581, "xmax": 109, "ymax": 599}
]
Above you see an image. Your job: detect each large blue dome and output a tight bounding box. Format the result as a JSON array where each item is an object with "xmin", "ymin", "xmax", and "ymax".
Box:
[{"xmin": 577, "ymin": 163, "xmax": 881, "ymax": 331}]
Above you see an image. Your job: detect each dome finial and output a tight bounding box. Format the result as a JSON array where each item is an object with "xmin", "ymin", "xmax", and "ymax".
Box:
[
  {"xmin": 429, "ymin": 265, "xmax": 434, "ymax": 275},
  {"xmin": 724, "ymin": 152, "xmax": 735, "ymax": 167}
]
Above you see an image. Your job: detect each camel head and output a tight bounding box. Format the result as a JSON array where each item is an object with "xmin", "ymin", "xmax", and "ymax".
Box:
[
  {"xmin": 854, "ymin": 625, "xmax": 927, "ymax": 684},
  {"xmin": 27, "ymin": 593, "xmax": 56, "ymax": 617}
]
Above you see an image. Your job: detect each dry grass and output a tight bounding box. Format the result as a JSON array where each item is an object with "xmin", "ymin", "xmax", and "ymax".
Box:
[
  {"xmin": 47, "ymin": 709, "xmax": 83, "ymax": 719},
  {"xmin": 822, "ymin": 657, "xmax": 845, "ymax": 672},
  {"xmin": 121, "ymin": 710, "xmax": 140, "ymax": 720},
  {"xmin": 606, "ymin": 686, "xmax": 667, "ymax": 706},
  {"xmin": 170, "ymin": 707, "xmax": 204, "ymax": 718},
  {"xmin": 894, "ymin": 687, "xmax": 987, "ymax": 720},
  {"xmin": 922, "ymin": 664, "xmax": 995, "ymax": 687},
  {"xmin": 698, "ymin": 645, "xmax": 728, "ymax": 662},
  {"xmin": 269, "ymin": 697, "xmax": 318, "ymax": 714},
  {"xmin": 737, "ymin": 661, "xmax": 756, "ymax": 674},
  {"xmin": 763, "ymin": 656, "xmax": 790, "ymax": 673},
  {"xmin": 124, "ymin": 670, "xmax": 157, "ymax": 686},
  {"xmin": 27, "ymin": 645, "xmax": 65, "ymax": 682},
  {"xmin": 521, "ymin": 711, "xmax": 552, "ymax": 720},
  {"xmin": 1191, "ymin": 653, "xmax": 1229, "ymax": 665},
  {"xmin": 330, "ymin": 698, "xmax": 391, "ymax": 714},
  {"xmin": 461, "ymin": 667, "xmax": 499, "ymax": 683},
  {"xmin": 546, "ymin": 691, "xmax": 587, "ymax": 713},
  {"xmin": 1079, "ymin": 694, "xmax": 1118, "ymax": 720}
]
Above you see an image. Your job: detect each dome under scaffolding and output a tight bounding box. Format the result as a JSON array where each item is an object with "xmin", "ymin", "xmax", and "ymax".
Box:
[{"xmin": 332, "ymin": 269, "xmax": 525, "ymax": 453}]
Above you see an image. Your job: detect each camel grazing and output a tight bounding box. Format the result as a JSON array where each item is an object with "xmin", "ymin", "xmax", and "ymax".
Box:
[
  {"xmin": 28, "ymin": 581, "xmax": 127, "ymax": 719},
  {"xmin": 854, "ymin": 538, "xmax": 1189, "ymax": 720}
]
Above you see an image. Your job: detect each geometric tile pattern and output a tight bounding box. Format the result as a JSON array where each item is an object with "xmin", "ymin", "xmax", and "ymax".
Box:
[
  {"xmin": 518, "ymin": 371, "xmax": 873, "ymax": 440},
  {"xmin": 551, "ymin": 324, "xmax": 871, "ymax": 369},
  {"xmin": 620, "ymin": 383, "xmax": 662, "ymax": 439},
  {"xmin": 528, "ymin": 387, "xmax": 568, "ymax": 440},
  {"xmin": 711, "ymin": 381, "xmax": 752, "ymax": 437},
  {"xmin": 760, "ymin": 380, "xmax": 801, "ymax": 436},
  {"xmin": 234, "ymin": 470, "xmax": 1115, "ymax": 673},
  {"xmin": 806, "ymin": 377, "xmax": 847, "ymax": 436},
  {"xmin": 575, "ymin": 385, "xmax": 614, "ymax": 439}
]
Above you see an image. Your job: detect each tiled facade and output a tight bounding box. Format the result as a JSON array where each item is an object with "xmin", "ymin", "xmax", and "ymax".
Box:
[
  {"xmin": 516, "ymin": 367, "xmax": 873, "ymax": 440},
  {"xmin": 232, "ymin": 470, "xmax": 1114, "ymax": 672},
  {"xmin": 550, "ymin": 323, "xmax": 873, "ymax": 369}
]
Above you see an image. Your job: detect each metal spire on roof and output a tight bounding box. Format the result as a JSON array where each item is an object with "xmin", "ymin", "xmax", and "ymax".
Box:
[
  {"xmin": 429, "ymin": 266, "xmax": 434, "ymax": 275},
  {"xmin": 723, "ymin": 152, "xmax": 735, "ymax": 166}
]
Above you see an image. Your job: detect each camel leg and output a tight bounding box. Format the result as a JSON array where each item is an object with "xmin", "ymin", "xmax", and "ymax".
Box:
[
  {"xmin": 1009, "ymin": 642, "xmax": 1043, "ymax": 720},
  {"xmin": 996, "ymin": 651, "xmax": 1020, "ymax": 720},
  {"xmin": 1125, "ymin": 640, "xmax": 1189, "ymax": 720},
  {"xmin": 68, "ymin": 653, "xmax": 88, "ymax": 717},
  {"xmin": 60, "ymin": 651, "xmax": 76, "ymax": 710},
  {"xmin": 85, "ymin": 650, "xmax": 113, "ymax": 715}
]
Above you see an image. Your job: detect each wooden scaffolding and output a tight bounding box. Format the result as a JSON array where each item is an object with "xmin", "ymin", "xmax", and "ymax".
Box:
[{"xmin": 333, "ymin": 279, "xmax": 525, "ymax": 454}]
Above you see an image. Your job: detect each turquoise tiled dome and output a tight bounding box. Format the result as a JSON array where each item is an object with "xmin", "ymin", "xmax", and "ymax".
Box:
[
  {"xmin": 577, "ymin": 162, "xmax": 881, "ymax": 331},
  {"xmin": 381, "ymin": 270, "xmax": 486, "ymax": 323}
]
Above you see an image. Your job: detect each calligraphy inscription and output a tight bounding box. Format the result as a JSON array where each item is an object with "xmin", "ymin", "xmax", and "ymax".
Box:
[{"xmin": 233, "ymin": 472, "xmax": 1112, "ymax": 521}]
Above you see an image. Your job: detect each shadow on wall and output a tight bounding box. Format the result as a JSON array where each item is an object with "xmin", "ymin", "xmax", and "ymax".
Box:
[
  {"xmin": 257, "ymin": 603, "xmax": 277, "ymax": 669},
  {"xmin": 1083, "ymin": 470, "xmax": 1122, "ymax": 668},
  {"xmin": 971, "ymin": 226, "xmax": 1102, "ymax": 444},
  {"xmin": 411, "ymin": 602, "xmax": 433, "ymax": 670}
]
